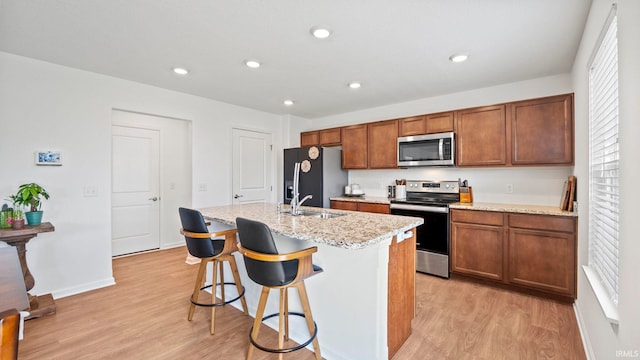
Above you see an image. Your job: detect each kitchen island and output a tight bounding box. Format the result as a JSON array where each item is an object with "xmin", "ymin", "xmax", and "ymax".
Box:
[{"xmin": 199, "ymin": 203, "xmax": 422, "ymax": 360}]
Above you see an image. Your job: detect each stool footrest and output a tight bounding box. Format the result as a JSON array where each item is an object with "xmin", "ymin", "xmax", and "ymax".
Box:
[
  {"xmin": 190, "ymin": 282, "xmax": 245, "ymax": 308},
  {"xmin": 249, "ymin": 312, "xmax": 318, "ymax": 354}
]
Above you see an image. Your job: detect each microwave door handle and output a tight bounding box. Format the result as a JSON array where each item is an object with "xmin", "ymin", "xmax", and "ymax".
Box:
[{"xmin": 438, "ymin": 138, "xmax": 444, "ymax": 160}]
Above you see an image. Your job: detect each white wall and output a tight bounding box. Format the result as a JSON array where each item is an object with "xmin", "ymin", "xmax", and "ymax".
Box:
[
  {"xmin": 571, "ymin": 1, "xmax": 640, "ymax": 358},
  {"xmin": 0, "ymin": 51, "xmax": 284, "ymax": 298},
  {"xmin": 309, "ymin": 75, "xmax": 574, "ymax": 206}
]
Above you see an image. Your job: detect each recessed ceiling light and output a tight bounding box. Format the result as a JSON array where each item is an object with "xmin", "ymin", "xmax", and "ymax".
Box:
[
  {"xmin": 173, "ymin": 67, "xmax": 189, "ymax": 75},
  {"xmin": 245, "ymin": 60, "xmax": 261, "ymax": 69},
  {"xmin": 449, "ymin": 54, "xmax": 469, "ymax": 63},
  {"xmin": 310, "ymin": 27, "xmax": 332, "ymax": 39},
  {"xmin": 348, "ymin": 82, "xmax": 361, "ymax": 89},
  {"xmin": 283, "ymin": 99, "xmax": 294, "ymax": 106}
]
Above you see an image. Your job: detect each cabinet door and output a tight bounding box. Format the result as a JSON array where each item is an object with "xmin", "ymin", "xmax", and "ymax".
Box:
[
  {"xmin": 511, "ymin": 94, "xmax": 573, "ymax": 165},
  {"xmin": 341, "ymin": 124, "xmax": 368, "ymax": 169},
  {"xmin": 508, "ymin": 227, "xmax": 575, "ymax": 296},
  {"xmin": 358, "ymin": 203, "xmax": 390, "ymax": 214},
  {"xmin": 330, "ymin": 200, "xmax": 358, "ymax": 211},
  {"xmin": 319, "ymin": 127, "xmax": 341, "ymax": 146},
  {"xmin": 368, "ymin": 119, "xmax": 399, "ymax": 169},
  {"xmin": 456, "ymin": 105, "xmax": 507, "ymax": 166},
  {"xmin": 451, "ymin": 222, "xmax": 504, "ymax": 281},
  {"xmin": 425, "ymin": 112, "xmax": 454, "ymax": 134},
  {"xmin": 300, "ymin": 131, "xmax": 319, "ymax": 147},
  {"xmin": 398, "ymin": 116, "xmax": 426, "ymax": 136}
]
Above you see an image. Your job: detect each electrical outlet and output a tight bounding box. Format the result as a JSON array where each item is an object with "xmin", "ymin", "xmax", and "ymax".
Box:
[
  {"xmin": 198, "ymin": 183, "xmax": 207, "ymax": 192},
  {"xmin": 506, "ymin": 184, "xmax": 514, "ymax": 194},
  {"xmin": 83, "ymin": 186, "xmax": 98, "ymax": 197}
]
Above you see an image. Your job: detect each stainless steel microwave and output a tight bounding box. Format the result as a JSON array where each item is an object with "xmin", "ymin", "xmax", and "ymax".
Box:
[{"xmin": 397, "ymin": 131, "xmax": 455, "ymax": 167}]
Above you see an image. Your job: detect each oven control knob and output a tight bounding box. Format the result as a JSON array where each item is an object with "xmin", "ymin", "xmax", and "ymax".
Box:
[{"xmin": 445, "ymin": 184, "xmax": 450, "ymax": 189}]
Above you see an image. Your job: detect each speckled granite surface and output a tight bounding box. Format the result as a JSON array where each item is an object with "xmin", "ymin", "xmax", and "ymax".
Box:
[
  {"xmin": 199, "ymin": 202, "xmax": 422, "ymax": 249},
  {"xmin": 449, "ymin": 202, "xmax": 578, "ymax": 217},
  {"xmin": 329, "ymin": 196, "xmax": 391, "ymax": 204}
]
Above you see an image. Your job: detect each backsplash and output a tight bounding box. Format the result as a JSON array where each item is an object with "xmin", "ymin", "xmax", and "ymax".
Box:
[{"xmin": 347, "ymin": 166, "xmax": 573, "ymax": 206}]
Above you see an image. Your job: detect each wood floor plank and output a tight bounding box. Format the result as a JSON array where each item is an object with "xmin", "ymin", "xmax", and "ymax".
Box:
[{"xmin": 18, "ymin": 246, "xmax": 585, "ymax": 360}]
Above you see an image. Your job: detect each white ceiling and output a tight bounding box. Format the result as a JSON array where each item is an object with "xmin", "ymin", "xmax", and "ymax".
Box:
[{"xmin": 0, "ymin": 0, "xmax": 591, "ymax": 119}]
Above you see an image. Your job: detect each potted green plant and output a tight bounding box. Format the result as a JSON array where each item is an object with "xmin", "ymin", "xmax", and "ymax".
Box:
[
  {"xmin": 15, "ymin": 183, "xmax": 50, "ymax": 226},
  {"xmin": 5, "ymin": 194, "xmax": 25, "ymax": 229}
]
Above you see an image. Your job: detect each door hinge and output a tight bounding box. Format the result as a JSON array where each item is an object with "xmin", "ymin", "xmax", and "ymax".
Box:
[
  {"xmin": 270, "ymin": 144, "xmax": 273, "ymax": 151},
  {"xmin": 270, "ymin": 186, "xmax": 273, "ymax": 191}
]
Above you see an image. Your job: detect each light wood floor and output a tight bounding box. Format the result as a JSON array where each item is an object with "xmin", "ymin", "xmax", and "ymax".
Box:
[{"xmin": 18, "ymin": 247, "xmax": 585, "ymax": 360}]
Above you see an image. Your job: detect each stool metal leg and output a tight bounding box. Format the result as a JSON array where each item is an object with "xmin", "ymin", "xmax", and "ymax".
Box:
[
  {"xmin": 297, "ymin": 282, "xmax": 322, "ymax": 360},
  {"xmin": 283, "ymin": 288, "xmax": 289, "ymax": 341}
]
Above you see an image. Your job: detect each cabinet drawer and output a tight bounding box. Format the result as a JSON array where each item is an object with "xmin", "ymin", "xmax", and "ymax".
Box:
[
  {"xmin": 509, "ymin": 214, "xmax": 575, "ymax": 233},
  {"xmin": 358, "ymin": 203, "xmax": 390, "ymax": 214},
  {"xmin": 451, "ymin": 209, "xmax": 504, "ymax": 226},
  {"xmin": 330, "ymin": 200, "xmax": 358, "ymax": 211}
]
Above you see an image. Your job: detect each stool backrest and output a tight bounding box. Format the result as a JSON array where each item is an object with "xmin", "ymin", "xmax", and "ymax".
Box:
[
  {"xmin": 236, "ymin": 217, "xmax": 297, "ymax": 286},
  {"xmin": 179, "ymin": 207, "xmax": 215, "ymax": 258}
]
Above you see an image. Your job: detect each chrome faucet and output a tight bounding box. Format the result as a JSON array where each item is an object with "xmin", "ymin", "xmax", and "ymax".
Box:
[{"xmin": 290, "ymin": 162, "xmax": 313, "ymax": 215}]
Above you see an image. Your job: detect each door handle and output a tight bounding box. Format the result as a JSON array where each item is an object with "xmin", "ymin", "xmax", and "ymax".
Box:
[
  {"xmin": 149, "ymin": 197, "xmax": 158, "ymax": 201},
  {"xmin": 234, "ymin": 194, "xmax": 243, "ymax": 199}
]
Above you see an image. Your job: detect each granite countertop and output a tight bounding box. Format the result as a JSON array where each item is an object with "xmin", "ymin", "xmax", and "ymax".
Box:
[
  {"xmin": 329, "ymin": 196, "xmax": 391, "ymax": 204},
  {"xmin": 449, "ymin": 202, "xmax": 578, "ymax": 217},
  {"xmin": 199, "ymin": 202, "xmax": 422, "ymax": 250}
]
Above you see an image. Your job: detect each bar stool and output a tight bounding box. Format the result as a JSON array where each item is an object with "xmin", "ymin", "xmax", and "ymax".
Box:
[
  {"xmin": 178, "ymin": 207, "xmax": 248, "ymax": 335},
  {"xmin": 235, "ymin": 217, "xmax": 323, "ymax": 360}
]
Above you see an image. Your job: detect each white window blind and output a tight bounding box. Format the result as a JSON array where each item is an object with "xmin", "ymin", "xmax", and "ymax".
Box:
[{"xmin": 588, "ymin": 11, "xmax": 619, "ymax": 308}]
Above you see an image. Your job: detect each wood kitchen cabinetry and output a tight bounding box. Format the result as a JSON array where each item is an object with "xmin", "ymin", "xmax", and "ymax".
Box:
[
  {"xmin": 319, "ymin": 127, "xmax": 341, "ymax": 146},
  {"xmin": 341, "ymin": 124, "xmax": 368, "ymax": 169},
  {"xmin": 450, "ymin": 210, "xmax": 505, "ymax": 281},
  {"xmin": 368, "ymin": 119, "xmax": 398, "ymax": 169},
  {"xmin": 510, "ymin": 94, "xmax": 573, "ymax": 165},
  {"xmin": 300, "ymin": 127, "xmax": 342, "ymax": 147},
  {"xmin": 398, "ymin": 112, "xmax": 454, "ymax": 137},
  {"xmin": 455, "ymin": 105, "xmax": 508, "ymax": 166},
  {"xmin": 330, "ymin": 200, "xmax": 390, "ymax": 214},
  {"xmin": 450, "ymin": 209, "xmax": 577, "ymax": 301},
  {"xmin": 300, "ymin": 131, "xmax": 319, "ymax": 147}
]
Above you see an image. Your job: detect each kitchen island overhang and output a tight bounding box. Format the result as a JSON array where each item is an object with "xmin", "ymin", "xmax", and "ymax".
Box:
[{"xmin": 199, "ymin": 203, "xmax": 422, "ymax": 360}]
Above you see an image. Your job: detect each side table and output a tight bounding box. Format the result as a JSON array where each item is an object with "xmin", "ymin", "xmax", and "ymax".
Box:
[{"xmin": 0, "ymin": 222, "xmax": 56, "ymax": 319}]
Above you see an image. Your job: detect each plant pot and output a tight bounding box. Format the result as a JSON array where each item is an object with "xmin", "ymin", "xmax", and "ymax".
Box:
[
  {"xmin": 25, "ymin": 211, "xmax": 43, "ymax": 226},
  {"xmin": 11, "ymin": 219, "xmax": 25, "ymax": 229}
]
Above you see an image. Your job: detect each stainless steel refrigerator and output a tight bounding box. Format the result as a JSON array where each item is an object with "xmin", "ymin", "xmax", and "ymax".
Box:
[{"xmin": 283, "ymin": 146, "xmax": 347, "ymax": 208}]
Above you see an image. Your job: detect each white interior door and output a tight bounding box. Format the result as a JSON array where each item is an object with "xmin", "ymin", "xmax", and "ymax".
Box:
[
  {"xmin": 111, "ymin": 126, "xmax": 160, "ymax": 256},
  {"xmin": 232, "ymin": 128, "xmax": 272, "ymax": 204}
]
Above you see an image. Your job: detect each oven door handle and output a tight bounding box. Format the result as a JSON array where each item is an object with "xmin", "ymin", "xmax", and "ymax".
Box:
[{"xmin": 390, "ymin": 203, "xmax": 449, "ymax": 213}]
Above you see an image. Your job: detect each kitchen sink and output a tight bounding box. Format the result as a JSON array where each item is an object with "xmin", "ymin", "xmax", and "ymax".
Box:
[{"xmin": 282, "ymin": 210, "xmax": 345, "ymax": 219}]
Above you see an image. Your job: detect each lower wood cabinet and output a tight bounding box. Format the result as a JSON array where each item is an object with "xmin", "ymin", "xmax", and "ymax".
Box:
[
  {"xmin": 450, "ymin": 209, "xmax": 577, "ymax": 300},
  {"xmin": 330, "ymin": 200, "xmax": 390, "ymax": 214}
]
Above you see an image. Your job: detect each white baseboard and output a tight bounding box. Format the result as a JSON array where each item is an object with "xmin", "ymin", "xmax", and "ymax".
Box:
[
  {"xmin": 574, "ymin": 301, "xmax": 595, "ymax": 360},
  {"xmin": 51, "ymin": 277, "xmax": 116, "ymax": 299}
]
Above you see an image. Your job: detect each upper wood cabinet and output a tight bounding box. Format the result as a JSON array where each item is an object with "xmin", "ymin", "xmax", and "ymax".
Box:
[
  {"xmin": 398, "ymin": 116, "xmax": 426, "ymax": 136},
  {"xmin": 368, "ymin": 119, "xmax": 398, "ymax": 169},
  {"xmin": 425, "ymin": 112, "xmax": 454, "ymax": 134},
  {"xmin": 455, "ymin": 105, "xmax": 508, "ymax": 166},
  {"xmin": 398, "ymin": 112, "xmax": 454, "ymax": 137},
  {"xmin": 319, "ymin": 127, "xmax": 341, "ymax": 146},
  {"xmin": 510, "ymin": 94, "xmax": 573, "ymax": 165},
  {"xmin": 300, "ymin": 131, "xmax": 319, "ymax": 147},
  {"xmin": 341, "ymin": 124, "xmax": 368, "ymax": 169}
]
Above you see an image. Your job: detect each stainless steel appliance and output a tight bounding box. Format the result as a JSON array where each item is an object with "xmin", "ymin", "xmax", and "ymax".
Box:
[
  {"xmin": 397, "ymin": 131, "xmax": 455, "ymax": 167},
  {"xmin": 390, "ymin": 180, "xmax": 460, "ymax": 278},
  {"xmin": 283, "ymin": 146, "xmax": 347, "ymax": 208}
]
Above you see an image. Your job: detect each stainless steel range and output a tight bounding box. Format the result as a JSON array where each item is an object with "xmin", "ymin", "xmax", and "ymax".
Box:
[{"xmin": 389, "ymin": 180, "xmax": 460, "ymax": 278}]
